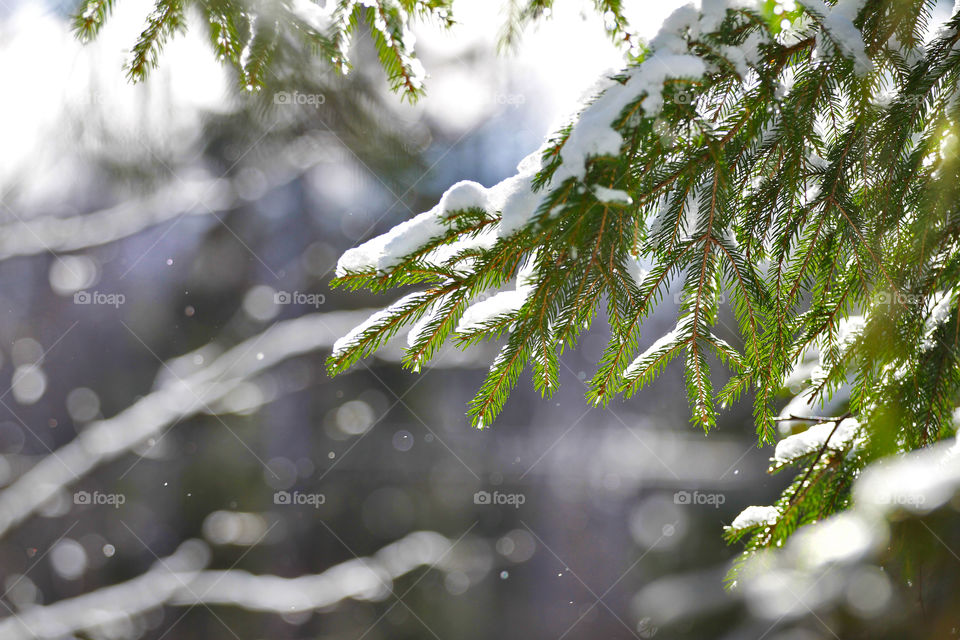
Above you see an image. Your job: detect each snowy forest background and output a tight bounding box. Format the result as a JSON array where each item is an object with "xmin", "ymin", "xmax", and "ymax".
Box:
[{"xmin": 0, "ymin": 0, "xmax": 959, "ymax": 639}]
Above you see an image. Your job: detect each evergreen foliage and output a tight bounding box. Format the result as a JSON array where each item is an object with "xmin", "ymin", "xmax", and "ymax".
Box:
[
  {"xmin": 79, "ymin": 0, "xmax": 960, "ymax": 583},
  {"xmin": 323, "ymin": 0, "xmax": 960, "ymax": 573},
  {"xmin": 73, "ymin": 0, "xmax": 457, "ymax": 97}
]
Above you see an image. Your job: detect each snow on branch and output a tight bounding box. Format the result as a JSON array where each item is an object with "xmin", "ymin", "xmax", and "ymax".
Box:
[
  {"xmin": 729, "ymin": 505, "xmax": 780, "ymax": 531},
  {"xmin": 0, "ymin": 132, "xmax": 340, "ymax": 260},
  {"xmin": 738, "ymin": 438, "xmax": 960, "ymax": 614},
  {"xmin": 0, "ymin": 310, "xmax": 489, "ymax": 539},
  {"xmin": 334, "ymin": 0, "xmax": 771, "ymax": 283},
  {"xmin": 800, "ymin": 0, "xmax": 873, "ymax": 75},
  {"xmin": 289, "ymin": 0, "xmax": 335, "ymax": 32},
  {"xmin": 772, "ymin": 417, "xmax": 862, "ymax": 465},
  {"xmin": 0, "ymin": 531, "xmax": 455, "ymax": 639},
  {"xmin": 171, "ymin": 530, "xmax": 454, "ymax": 611},
  {"xmin": 0, "ymin": 539, "xmax": 209, "ymax": 640},
  {"xmin": 0, "ymin": 177, "xmax": 236, "ymax": 260}
]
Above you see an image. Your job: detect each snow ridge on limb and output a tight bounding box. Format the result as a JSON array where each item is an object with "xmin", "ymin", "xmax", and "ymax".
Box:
[
  {"xmin": 329, "ymin": 0, "xmax": 773, "ymax": 429},
  {"xmin": 773, "ymin": 417, "xmax": 862, "ymax": 466},
  {"xmin": 799, "ymin": 0, "xmax": 873, "ymax": 75},
  {"xmin": 0, "ymin": 531, "xmax": 458, "ymax": 639},
  {"xmin": 0, "ymin": 310, "xmax": 487, "ymax": 540},
  {"xmin": 729, "ymin": 504, "xmax": 780, "ymax": 530},
  {"xmin": 335, "ymin": 0, "xmax": 770, "ymax": 280}
]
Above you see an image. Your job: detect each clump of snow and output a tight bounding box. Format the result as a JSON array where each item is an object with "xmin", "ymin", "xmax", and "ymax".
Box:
[
  {"xmin": 438, "ymin": 180, "xmax": 489, "ymax": 216},
  {"xmin": 792, "ymin": 512, "xmax": 881, "ymax": 567},
  {"xmin": 488, "ymin": 169, "xmax": 544, "ymax": 238},
  {"xmin": 406, "ymin": 293, "xmax": 452, "ymax": 349},
  {"xmin": 854, "ymin": 437, "xmax": 960, "ymax": 515},
  {"xmin": 593, "ymin": 185, "xmax": 633, "ymax": 204},
  {"xmin": 550, "ymin": 53, "xmax": 706, "ymax": 187},
  {"xmin": 455, "ymin": 289, "xmax": 530, "ymax": 334},
  {"xmin": 335, "ymin": 151, "xmax": 550, "ymax": 277},
  {"xmin": 773, "ymin": 417, "xmax": 861, "ymax": 465},
  {"xmin": 720, "ymin": 44, "xmax": 751, "ymax": 77},
  {"xmin": 626, "ymin": 257, "xmax": 648, "ymax": 286},
  {"xmin": 335, "ymin": 207, "xmax": 448, "ymax": 276},
  {"xmin": 335, "ymin": 181, "xmax": 495, "ymax": 277},
  {"xmin": 623, "ymin": 318, "xmax": 689, "ymax": 380},
  {"xmin": 331, "ymin": 291, "xmax": 424, "ymax": 359},
  {"xmin": 290, "ymin": 0, "xmax": 334, "ymax": 31},
  {"xmin": 923, "ymin": 290, "xmax": 955, "ymax": 349},
  {"xmin": 802, "ymin": 0, "xmax": 873, "ymax": 75},
  {"xmin": 730, "ymin": 505, "xmax": 780, "ymax": 530},
  {"xmin": 455, "ymin": 259, "xmax": 537, "ymax": 334},
  {"xmin": 836, "ymin": 315, "xmax": 865, "ymax": 351}
]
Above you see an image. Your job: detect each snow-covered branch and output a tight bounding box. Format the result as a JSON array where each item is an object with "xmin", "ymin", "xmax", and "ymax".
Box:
[
  {"xmin": 0, "ymin": 176, "xmax": 237, "ymax": 260},
  {"xmin": 171, "ymin": 530, "xmax": 454, "ymax": 611},
  {"xmin": 0, "ymin": 310, "xmax": 490, "ymax": 538},
  {"xmin": 0, "ymin": 128, "xmax": 340, "ymax": 260},
  {"xmin": 0, "ymin": 531, "xmax": 455, "ymax": 640},
  {"xmin": 0, "ymin": 538, "xmax": 209, "ymax": 640},
  {"xmin": 737, "ymin": 438, "xmax": 960, "ymax": 620}
]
